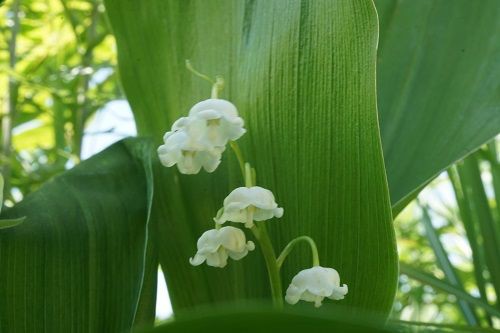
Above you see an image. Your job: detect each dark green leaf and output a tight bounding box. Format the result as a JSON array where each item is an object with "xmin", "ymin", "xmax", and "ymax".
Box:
[
  {"xmin": 376, "ymin": 0, "xmax": 500, "ymax": 209},
  {"xmin": 0, "ymin": 138, "xmax": 153, "ymax": 332},
  {"xmin": 140, "ymin": 306, "xmax": 394, "ymax": 333}
]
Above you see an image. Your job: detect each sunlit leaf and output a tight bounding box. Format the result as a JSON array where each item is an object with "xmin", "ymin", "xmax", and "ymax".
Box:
[{"xmin": 105, "ymin": 0, "xmax": 397, "ymax": 317}]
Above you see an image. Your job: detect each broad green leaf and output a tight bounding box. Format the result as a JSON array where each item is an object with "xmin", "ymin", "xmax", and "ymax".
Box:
[
  {"xmin": 140, "ymin": 307, "xmax": 491, "ymax": 333},
  {"xmin": 140, "ymin": 306, "xmax": 394, "ymax": 333},
  {"xmin": 105, "ymin": 0, "xmax": 397, "ymax": 316},
  {"xmin": 376, "ymin": 0, "xmax": 500, "ymax": 209},
  {"xmin": 0, "ymin": 138, "xmax": 153, "ymax": 332}
]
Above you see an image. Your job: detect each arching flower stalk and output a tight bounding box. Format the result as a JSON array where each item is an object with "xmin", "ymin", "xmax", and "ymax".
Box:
[{"xmin": 157, "ymin": 61, "xmax": 348, "ymax": 309}]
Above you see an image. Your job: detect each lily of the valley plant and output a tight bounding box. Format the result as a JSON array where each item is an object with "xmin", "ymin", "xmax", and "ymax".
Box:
[{"xmin": 157, "ymin": 61, "xmax": 348, "ymax": 308}]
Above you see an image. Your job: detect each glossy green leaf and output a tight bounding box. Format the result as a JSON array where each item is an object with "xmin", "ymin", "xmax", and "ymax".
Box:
[
  {"xmin": 0, "ymin": 138, "xmax": 153, "ymax": 332},
  {"xmin": 376, "ymin": 0, "xmax": 500, "ymax": 209},
  {"xmin": 106, "ymin": 0, "xmax": 397, "ymax": 316}
]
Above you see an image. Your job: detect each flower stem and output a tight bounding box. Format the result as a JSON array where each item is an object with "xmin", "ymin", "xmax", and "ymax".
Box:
[
  {"xmin": 251, "ymin": 224, "xmax": 283, "ymax": 308},
  {"xmin": 185, "ymin": 59, "xmax": 215, "ymax": 84},
  {"xmin": 211, "ymin": 76, "xmax": 224, "ymax": 99},
  {"xmin": 229, "ymin": 141, "xmax": 246, "ymax": 178},
  {"xmin": 245, "ymin": 163, "xmax": 253, "ymax": 187},
  {"xmin": 185, "ymin": 60, "xmax": 224, "ymax": 99},
  {"xmin": 276, "ymin": 236, "xmax": 320, "ymax": 268},
  {"xmin": 246, "ymin": 164, "xmax": 283, "ymax": 307},
  {"xmin": 230, "ymin": 146, "xmax": 283, "ymax": 307}
]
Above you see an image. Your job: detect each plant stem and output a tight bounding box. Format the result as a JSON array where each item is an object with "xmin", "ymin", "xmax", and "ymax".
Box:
[
  {"xmin": 210, "ymin": 77, "xmax": 224, "ymax": 99},
  {"xmin": 276, "ymin": 236, "xmax": 320, "ymax": 268},
  {"xmin": 229, "ymin": 143, "xmax": 283, "ymax": 307},
  {"xmin": 245, "ymin": 163, "xmax": 253, "ymax": 187},
  {"xmin": 230, "ymin": 141, "xmax": 246, "ymax": 178},
  {"xmin": 251, "ymin": 224, "xmax": 283, "ymax": 308},
  {"xmin": 184, "ymin": 60, "xmax": 224, "ymax": 99}
]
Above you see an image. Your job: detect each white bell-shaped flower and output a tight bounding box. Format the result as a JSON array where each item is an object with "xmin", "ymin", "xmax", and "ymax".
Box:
[
  {"xmin": 214, "ymin": 186, "xmax": 284, "ymax": 228},
  {"xmin": 188, "ymin": 99, "xmax": 246, "ymax": 147},
  {"xmin": 189, "ymin": 226, "xmax": 255, "ymax": 268},
  {"xmin": 285, "ymin": 266, "xmax": 348, "ymax": 308},
  {"xmin": 157, "ymin": 125, "xmax": 225, "ymax": 174},
  {"xmin": 157, "ymin": 99, "xmax": 245, "ymax": 174}
]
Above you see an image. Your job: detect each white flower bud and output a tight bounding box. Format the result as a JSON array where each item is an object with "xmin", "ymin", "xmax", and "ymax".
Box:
[
  {"xmin": 214, "ymin": 186, "xmax": 284, "ymax": 228},
  {"xmin": 189, "ymin": 226, "xmax": 255, "ymax": 268},
  {"xmin": 285, "ymin": 266, "xmax": 348, "ymax": 308}
]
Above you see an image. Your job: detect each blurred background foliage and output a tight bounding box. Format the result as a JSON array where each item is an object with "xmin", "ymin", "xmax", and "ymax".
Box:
[
  {"xmin": 0, "ymin": 0, "xmax": 120, "ymax": 202},
  {"xmin": 0, "ymin": 0, "xmax": 499, "ymax": 330}
]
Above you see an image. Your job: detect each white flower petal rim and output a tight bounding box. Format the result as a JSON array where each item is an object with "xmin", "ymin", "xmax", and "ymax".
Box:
[
  {"xmin": 189, "ymin": 99, "xmax": 238, "ymax": 118},
  {"xmin": 285, "ymin": 266, "xmax": 348, "ymax": 308},
  {"xmin": 189, "ymin": 226, "xmax": 255, "ymax": 268},
  {"xmin": 214, "ymin": 186, "xmax": 284, "ymax": 228}
]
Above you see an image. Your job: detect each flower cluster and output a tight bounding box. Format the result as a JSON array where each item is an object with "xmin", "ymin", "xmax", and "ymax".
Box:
[
  {"xmin": 190, "ymin": 185, "xmax": 284, "ymax": 267},
  {"xmin": 157, "ymin": 64, "xmax": 347, "ymax": 308},
  {"xmin": 157, "ymin": 99, "xmax": 246, "ymax": 174}
]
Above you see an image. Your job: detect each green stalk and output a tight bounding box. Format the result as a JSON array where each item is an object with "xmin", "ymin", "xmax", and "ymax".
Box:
[
  {"xmin": 251, "ymin": 224, "xmax": 283, "ymax": 308},
  {"xmin": 229, "ymin": 141, "xmax": 246, "ymax": 179},
  {"xmin": 276, "ymin": 236, "xmax": 319, "ymax": 268},
  {"xmin": 230, "ymin": 142, "xmax": 283, "ymax": 308}
]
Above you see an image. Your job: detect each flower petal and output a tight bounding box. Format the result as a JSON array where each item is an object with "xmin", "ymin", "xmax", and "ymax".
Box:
[
  {"xmin": 189, "ymin": 99, "xmax": 239, "ymax": 119},
  {"xmin": 189, "ymin": 254, "xmax": 206, "ymax": 266}
]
